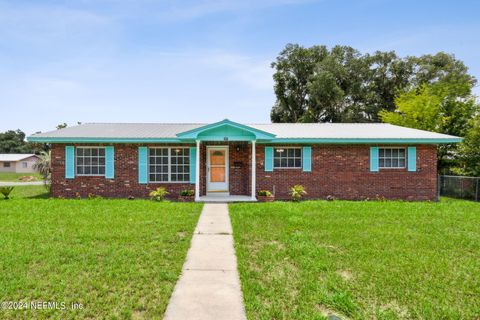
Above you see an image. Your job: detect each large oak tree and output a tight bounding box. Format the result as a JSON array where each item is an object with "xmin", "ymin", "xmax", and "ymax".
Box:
[{"xmin": 270, "ymin": 44, "xmax": 476, "ymax": 123}]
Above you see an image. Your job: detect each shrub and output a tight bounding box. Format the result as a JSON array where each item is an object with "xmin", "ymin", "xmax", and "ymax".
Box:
[
  {"xmin": 149, "ymin": 187, "xmax": 169, "ymax": 201},
  {"xmin": 257, "ymin": 190, "xmax": 273, "ymax": 197},
  {"xmin": 290, "ymin": 185, "xmax": 307, "ymax": 201},
  {"xmin": 180, "ymin": 189, "xmax": 195, "ymax": 197},
  {"xmin": 0, "ymin": 186, "xmax": 15, "ymax": 199}
]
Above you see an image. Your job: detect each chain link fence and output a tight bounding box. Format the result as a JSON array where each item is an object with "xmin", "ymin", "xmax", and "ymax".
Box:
[{"xmin": 439, "ymin": 175, "xmax": 480, "ymax": 202}]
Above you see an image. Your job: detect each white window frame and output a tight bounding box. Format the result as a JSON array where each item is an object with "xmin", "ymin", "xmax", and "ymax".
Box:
[
  {"xmin": 379, "ymin": 147, "xmax": 407, "ymax": 169},
  {"xmin": 75, "ymin": 146, "xmax": 106, "ymax": 176},
  {"xmin": 3, "ymin": 162, "xmax": 11, "ymax": 168},
  {"xmin": 273, "ymin": 147, "xmax": 302, "ymax": 169},
  {"xmin": 148, "ymin": 147, "xmax": 190, "ymax": 183},
  {"xmin": 22, "ymin": 162, "xmax": 28, "ymax": 168}
]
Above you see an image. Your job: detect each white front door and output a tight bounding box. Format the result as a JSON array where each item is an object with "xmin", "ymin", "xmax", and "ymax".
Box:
[{"xmin": 207, "ymin": 146, "xmax": 229, "ymax": 193}]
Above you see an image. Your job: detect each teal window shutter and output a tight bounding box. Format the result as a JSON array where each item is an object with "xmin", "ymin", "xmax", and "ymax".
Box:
[
  {"xmin": 265, "ymin": 147, "xmax": 273, "ymax": 172},
  {"xmin": 189, "ymin": 147, "xmax": 196, "ymax": 183},
  {"xmin": 302, "ymin": 146, "xmax": 312, "ymax": 172},
  {"xmin": 65, "ymin": 146, "xmax": 75, "ymax": 179},
  {"xmin": 138, "ymin": 147, "xmax": 148, "ymax": 184},
  {"xmin": 105, "ymin": 146, "xmax": 114, "ymax": 179},
  {"xmin": 370, "ymin": 147, "xmax": 379, "ymax": 172},
  {"xmin": 408, "ymin": 146, "xmax": 417, "ymax": 172}
]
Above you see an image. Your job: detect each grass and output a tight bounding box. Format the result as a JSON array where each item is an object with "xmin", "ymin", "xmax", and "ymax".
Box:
[
  {"xmin": 0, "ymin": 172, "xmax": 42, "ymax": 182},
  {"xmin": 1, "ymin": 185, "xmax": 50, "ymax": 199},
  {"xmin": 230, "ymin": 199, "xmax": 480, "ymax": 320},
  {"xmin": 0, "ymin": 197, "xmax": 202, "ymax": 319}
]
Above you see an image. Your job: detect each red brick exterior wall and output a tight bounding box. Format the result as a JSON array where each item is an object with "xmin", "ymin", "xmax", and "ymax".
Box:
[
  {"xmin": 50, "ymin": 144, "xmax": 194, "ymax": 199},
  {"xmin": 50, "ymin": 143, "xmax": 438, "ymax": 201},
  {"xmin": 255, "ymin": 144, "xmax": 438, "ymax": 201}
]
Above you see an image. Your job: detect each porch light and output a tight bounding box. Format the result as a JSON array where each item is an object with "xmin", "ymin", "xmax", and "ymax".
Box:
[
  {"xmin": 174, "ymin": 148, "xmax": 181, "ymax": 153},
  {"xmin": 277, "ymin": 148, "xmax": 285, "ymax": 153}
]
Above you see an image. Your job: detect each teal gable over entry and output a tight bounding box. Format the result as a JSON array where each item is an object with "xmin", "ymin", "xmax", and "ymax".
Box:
[{"xmin": 176, "ymin": 119, "xmax": 276, "ymax": 141}]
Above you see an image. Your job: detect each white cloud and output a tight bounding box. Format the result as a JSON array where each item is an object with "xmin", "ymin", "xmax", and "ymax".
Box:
[
  {"xmin": 0, "ymin": 3, "xmax": 113, "ymax": 44},
  {"xmin": 200, "ymin": 52, "xmax": 273, "ymax": 90},
  {"xmin": 0, "ymin": 48, "xmax": 275, "ymax": 133}
]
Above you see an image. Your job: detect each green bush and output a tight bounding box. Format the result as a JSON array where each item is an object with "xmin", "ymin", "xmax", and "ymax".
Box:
[
  {"xmin": 180, "ymin": 189, "xmax": 195, "ymax": 196},
  {"xmin": 149, "ymin": 187, "xmax": 169, "ymax": 201},
  {"xmin": 0, "ymin": 186, "xmax": 15, "ymax": 199},
  {"xmin": 290, "ymin": 185, "xmax": 307, "ymax": 201},
  {"xmin": 258, "ymin": 190, "xmax": 273, "ymax": 197}
]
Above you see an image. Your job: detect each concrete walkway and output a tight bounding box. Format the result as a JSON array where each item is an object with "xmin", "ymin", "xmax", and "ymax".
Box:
[
  {"xmin": 164, "ymin": 203, "xmax": 247, "ymax": 320},
  {"xmin": 0, "ymin": 181, "xmax": 44, "ymax": 186}
]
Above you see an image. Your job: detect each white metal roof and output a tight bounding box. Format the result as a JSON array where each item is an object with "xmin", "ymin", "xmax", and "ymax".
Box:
[
  {"xmin": 29, "ymin": 122, "xmax": 459, "ymax": 140},
  {"xmin": 30, "ymin": 123, "xmax": 204, "ymax": 139},
  {"xmin": 0, "ymin": 154, "xmax": 38, "ymax": 161},
  {"xmin": 250, "ymin": 123, "xmax": 458, "ymax": 139}
]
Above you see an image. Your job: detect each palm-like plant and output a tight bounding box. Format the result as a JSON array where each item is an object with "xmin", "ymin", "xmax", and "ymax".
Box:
[
  {"xmin": 0, "ymin": 186, "xmax": 15, "ymax": 199},
  {"xmin": 33, "ymin": 151, "xmax": 51, "ymax": 191},
  {"xmin": 290, "ymin": 184, "xmax": 307, "ymax": 202},
  {"xmin": 149, "ymin": 187, "xmax": 169, "ymax": 201}
]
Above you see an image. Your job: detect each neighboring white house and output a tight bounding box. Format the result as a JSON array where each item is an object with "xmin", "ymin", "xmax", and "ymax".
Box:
[{"xmin": 0, "ymin": 154, "xmax": 40, "ymax": 173}]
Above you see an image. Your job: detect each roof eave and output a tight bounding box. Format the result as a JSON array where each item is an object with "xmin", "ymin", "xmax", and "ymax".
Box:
[
  {"xmin": 27, "ymin": 136, "xmax": 462, "ymax": 144},
  {"xmin": 263, "ymin": 138, "xmax": 463, "ymax": 144},
  {"xmin": 27, "ymin": 137, "xmax": 187, "ymax": 143}
]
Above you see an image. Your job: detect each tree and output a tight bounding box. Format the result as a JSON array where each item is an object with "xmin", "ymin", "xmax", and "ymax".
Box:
[
  {"xmin": 270, "ymin": 44, "xmax": 329, "ymax": 122},
  {"xmin": 56, "ymin": 123, "xmax": 67, "ymax": 130},
  {"xmin": 379, "ymin": 77, "xmax": 479, "ymax": 172},
  {"xmin": 33, "ymin": 151, "xmax": 51, "ymax": 190},
  {"xmin": 0, "ymin": 129, "xmax": 47, "ymax": 154},
  {"xmin": 457, "ymin": 116, "xmax": 480, "ymax": 177},
  {"xmin": 308, "ymin": 46, "xmax": 371, "ymax": 122},
  {"xmin": 0, "ymin": 130, "xmax": 30, "ymax": 153},
  {"xmin": 270, "ymin": 44, "xmax": 476, "ymax": 123}
]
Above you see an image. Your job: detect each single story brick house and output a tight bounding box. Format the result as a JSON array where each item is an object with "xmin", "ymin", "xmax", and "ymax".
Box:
[
  {"xmin": 27, "ymin": 119, "xmax": 461, "ymax": 201},
  {"xmin": 0, "ymin": 154, "xmax": 39, "ymax": 173}
]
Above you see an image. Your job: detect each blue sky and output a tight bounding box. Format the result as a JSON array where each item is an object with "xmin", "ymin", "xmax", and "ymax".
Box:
[{"xmin": 1, "ymin": 0, "xmax": 479, "ymax": 134}]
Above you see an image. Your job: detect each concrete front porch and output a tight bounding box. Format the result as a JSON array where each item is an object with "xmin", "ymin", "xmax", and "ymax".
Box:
[{"xmin": 198, "ymin": 193, "xmax": 256, "ymax": 203}]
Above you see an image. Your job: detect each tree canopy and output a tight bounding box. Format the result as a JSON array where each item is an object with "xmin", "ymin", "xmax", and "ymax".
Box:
[
  {"xmin": 458, "ymin": 115, "xmax": 480, "ymax": 176},
  {"xmin": 0, "ymin": 130, "xmax": 46, "ymax": 154},
  {"xmin": 270, "ymin": 44, "xmax": 476, "ymax": 123},
  {"xmin": 379, "ymin": 77, "xmax": 479, "ymax": 173}
]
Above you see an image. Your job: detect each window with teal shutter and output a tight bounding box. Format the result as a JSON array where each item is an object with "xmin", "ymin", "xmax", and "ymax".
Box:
[
  {"xmin": 138, "ymin": 147, "xmax": 148, "ymax": 184},
  {"xmin": 302, "ymin": 146, "xmax": 312, "ymax": 172},
  {"xmin": 370, "ymin": 147, "xmax": 379, "ymax": 172},
  {"xmin": 105, "ymin": 146, "xmax": 114, "ymax": 179},
  {"xmin": 408, "ymin": 146, "xmax": 417, "ymax": 172},
  {"xmin": 189, "ymin": 147, "xmax": 196, "ymax": 183},
  {"xmin": 264, "ymin": 147, "xmax": 273, "ymax": 172},
  {"xmin": 65, "ymin": 146, "xmax": 75, "ymax": 179}
]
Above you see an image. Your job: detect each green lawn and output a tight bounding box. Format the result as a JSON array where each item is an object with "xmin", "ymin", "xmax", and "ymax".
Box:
[
  {"xmin": 0, "ymin": 197, "xmax": 202, "ymax": 319},
  {"xmin": 1, "ymin": 185, "xmax": 50, "ymax": 199},
  {"xmin": 0, "ymin": 172, "xmax": 42, "ymax": 182},
  {"xmin": 230, "ymin": 199, "xmax": 480, "ymax": 320}
]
